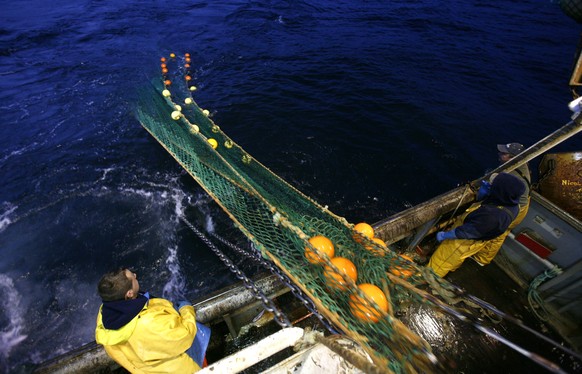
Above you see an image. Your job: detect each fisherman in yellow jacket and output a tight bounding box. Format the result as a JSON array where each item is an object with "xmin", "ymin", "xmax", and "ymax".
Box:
[
  {"xmin": 95, "ymin": 268, "xmax": 202, "ymax": 373},
  {"xmin": 428, "ymin": 172, "xmax": 525, "ymax": 277}
]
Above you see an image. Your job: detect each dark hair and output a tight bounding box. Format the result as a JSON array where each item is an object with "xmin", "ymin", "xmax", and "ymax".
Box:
[{"xmin": 98, "ymin": 268, "xmax": 132, "ymax": 301}]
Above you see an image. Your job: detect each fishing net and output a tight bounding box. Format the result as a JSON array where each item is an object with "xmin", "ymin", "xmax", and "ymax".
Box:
[{"xmin": 136, "ymin": 54, "xmax": 448, "ymax": 373}]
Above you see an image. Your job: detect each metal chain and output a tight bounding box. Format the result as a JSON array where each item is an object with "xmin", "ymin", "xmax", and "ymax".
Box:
[
  {"xmin": 180, "ymin": 217, "xmax": 292, "ymax": 328},
  {"xmin": 208, "ymin": 231, "xmax": 340, "ymax": 335}
]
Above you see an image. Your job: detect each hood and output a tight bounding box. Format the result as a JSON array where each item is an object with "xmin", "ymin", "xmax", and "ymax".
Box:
[
  {"xmin": 101, "ymin": 292, "xmax": 149, "ymax": 330},
  {"xmin": 95, "ymin": 307, "xmax": 140, "ymax": 346},
  {"xmin": 485, "ymin": 172, "xmax": 525, "ymax": 206},
  {"xmin": 95, "ymin": 293, "xmax": 149, "ymax": 346}
]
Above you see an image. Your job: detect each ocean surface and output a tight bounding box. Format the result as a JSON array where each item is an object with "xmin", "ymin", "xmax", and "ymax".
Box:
[{"xmin": 0, "ymin": 0, "xmax": 580, "ymax": 371}]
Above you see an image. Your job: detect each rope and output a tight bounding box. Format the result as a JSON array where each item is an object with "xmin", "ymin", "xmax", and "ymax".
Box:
[
  {"xmin": 451, "ymin": 184, "xmax": 472, "ymax": 220},
  {"xmin": 527, "ymin": 266, "xmax": 562, "ymax": 321}
]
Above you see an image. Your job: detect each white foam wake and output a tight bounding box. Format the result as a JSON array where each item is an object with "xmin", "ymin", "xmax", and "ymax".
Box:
[
  {"xmin": 162, "ymin": 187, "xmax": 196, "ymax": 302},
  {"xmin": 0, "ymin": 274, "xmax": 27, "ymax": 358},
  {"xmin": 162, "ymin": 245, "xmax": 186, "ymax": 301},
  {"xmin": 0, "ymin": 203, "xmax": 18, "ymax": 233}
]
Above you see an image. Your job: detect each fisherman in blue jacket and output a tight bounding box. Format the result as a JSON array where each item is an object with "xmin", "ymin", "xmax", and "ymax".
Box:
[
  {"xmin": 472, "ymin": 143, "xmax": 531, "ymax": 265},
  {"xmin": 428, "ymin": 172, "xmax": 526, "ymax": 277}
]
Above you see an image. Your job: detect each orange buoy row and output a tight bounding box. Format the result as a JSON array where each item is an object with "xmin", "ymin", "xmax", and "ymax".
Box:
[
  {"xmin": 160, "ymin": 53, "xmax": 195, "ymax": 88},
  {"xmin": 353, "ymin": 222, "xmax": 387, "ymax": 256},
  {"xmin": 160, "ymin": 55, "xmax": 175, "ymax": 86},
  {"xmin": 304, "ymin": 235, "xmax": 356, "ymax": 289},
  {"xmin": 305, "ymin": 236, "xmax": 357, "ymax": 289},
  {"xmin": 304, "ymin": 234, "xmax": 389, "ymax": 323},
  {"xmin": 161, "ymin": 56, "xmax": 169, "ymax": 86},
  {"xmin": 350, "ymin": 223, "xmax": 392, "ymax": 321},
  {"xmin": 182, "ymin": 53, "xmax": 196, "ymax": 91}
]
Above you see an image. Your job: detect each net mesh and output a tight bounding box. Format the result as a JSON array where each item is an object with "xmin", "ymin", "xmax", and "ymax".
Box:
[{"xmin": 137, "ymin": 55, "xmax": 446, "ymax": 373}]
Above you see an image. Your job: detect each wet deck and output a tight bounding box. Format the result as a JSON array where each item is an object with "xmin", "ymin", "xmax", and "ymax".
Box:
[
  {"xmin": 33, "ymin": 260, "xmax": 582, "ymax": 374},
  {"xmin": 211, "ymin": 259, "xmax": 582, "ymax": 373},
  {"xmin": 407, "ymin": 259, "xmax": 582, "ymax": 373}
]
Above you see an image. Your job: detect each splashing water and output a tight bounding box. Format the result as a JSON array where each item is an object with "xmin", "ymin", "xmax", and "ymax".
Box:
[
  {"xmin": 0, "ymin": 203, "xmax": 17, "ymax": 233},
  {"xmin": 162, "ymin": 245, "xmax": 187, "ymax": 302},
  {"xmin": 0, "ymin": 274, "xmax": 27, "ymax": 361}
]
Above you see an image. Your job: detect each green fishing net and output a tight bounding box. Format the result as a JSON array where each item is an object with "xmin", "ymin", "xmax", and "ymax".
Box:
[{"xmin": 137, "ymin": 55, "xmax": 440, "ymax": 373}]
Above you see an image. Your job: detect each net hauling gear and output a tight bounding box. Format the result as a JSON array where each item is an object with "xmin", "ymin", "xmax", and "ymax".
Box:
[
  {"xmin": 136, "ymin": 53, "xmax": 576, "ymax": 373},
  {"xmin": 138, "ymin": 55, "xmax": 436, "ymax": 372}
]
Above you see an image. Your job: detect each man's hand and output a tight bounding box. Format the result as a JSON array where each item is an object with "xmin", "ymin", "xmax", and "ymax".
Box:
[
  {"xmin": 476, "ymin": 180, "xmax": 491, "ymax": 201},
  {"xmin": 436, "ymin": 230, "xmax": 457, "ymax": 242}
]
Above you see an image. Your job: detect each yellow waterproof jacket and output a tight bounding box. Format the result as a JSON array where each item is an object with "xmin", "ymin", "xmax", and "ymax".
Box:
[{"xmin": 95, "ymin": 298, "xmax": 200, "ymax": 373}]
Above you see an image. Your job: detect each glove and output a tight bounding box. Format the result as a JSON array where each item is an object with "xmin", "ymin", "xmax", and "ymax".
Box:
[
  {"xmin": 476, "ymin": 180, "xmax": 491, "ymax": 201},
  {"xmin": 436, "ymin": 230, "xmax": 457, "ymax": 242},
  {"xmin": 175, "ymin": 300, "xmax": 192, "ymax": 311}
]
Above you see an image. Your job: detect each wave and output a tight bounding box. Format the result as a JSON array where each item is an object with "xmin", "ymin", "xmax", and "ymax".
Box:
[
  {"xmin": 0, "ymin": 274, "xmax": 27, "ymax": 359},
  {"xmin": 0, "ymin": 203, "xmax": 17, "ymax": 233},
  {"xmin": 162, "ymin": 245, "xmax": 186, "ymax": 301},
  {"xmin": 0, "ymin": 141, "xmax": 40, "ymax": 165},
  {"xmin": 162, "ymin": 187, "xmax": 217, "ymax": 302}
]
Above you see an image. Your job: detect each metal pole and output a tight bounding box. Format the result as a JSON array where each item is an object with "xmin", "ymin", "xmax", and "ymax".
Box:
[{"xmin": 374, "ymin": 114, "xmax": 582, "ymax": 243}]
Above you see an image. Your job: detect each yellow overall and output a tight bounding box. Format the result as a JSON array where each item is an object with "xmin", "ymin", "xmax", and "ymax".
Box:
[
  {"xmin": 428, "ymin": 201, "xmax": 519, "ymax": 277},
  {"xmin": 472, "ymin": 197, "xmax": 530, "ymax": 265}
]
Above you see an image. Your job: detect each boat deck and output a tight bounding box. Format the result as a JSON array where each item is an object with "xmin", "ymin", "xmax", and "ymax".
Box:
[
  {"xmin": 440, "ymin": 260, "xmax": 581, "ymax": 373},
  {"xmin": 208, "ymin": 259, "xmax": 582, "ymax": 373},
  {"xmin": 34, "ymin": 261, "xmax": 582, "ymax": 373}
]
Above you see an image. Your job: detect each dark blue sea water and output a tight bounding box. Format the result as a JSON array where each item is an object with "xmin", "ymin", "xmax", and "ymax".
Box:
[{"xmin": 0, "ymin": 0, "xmax": 579, "ymax": 371}]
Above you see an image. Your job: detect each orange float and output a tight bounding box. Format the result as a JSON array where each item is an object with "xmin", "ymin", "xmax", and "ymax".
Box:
[
  {"xmin": 185, "ymin": 75, "xmax": 192, "ymax": 81},
  {"xmin": 305, "ymin": 235, "xmax": 334, "ymax": 264},
  {"xmin": 349, "ymin": 283, "xmax": 388, "ymax": 323},
  {"xmin": 389, "ymin": 254, "xmax": 416, "ymax": 278},
  {"xmin": 353, "ymin": 222, "xmax": 374, "ymax": 242},
  {"xmin": 365, "ymin": 237, "xmax": 386, "ymax": 256},
  {"xmin": 323, "ymin": 257, "xmax": 357, "ymax": 290},
  {"xmin": 164, "ymin": 79, "xmax": 172, "ymax": 86},
  {"xmin": 160, "ymin": 57, "xmax": 166, "ymax": 62}
]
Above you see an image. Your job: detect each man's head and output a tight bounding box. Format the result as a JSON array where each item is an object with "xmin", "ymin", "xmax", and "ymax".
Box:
[
  {"xmin": 489, "ymin": 172, "xmax": 526, "ymax": 205},
  {"xmin": 497, "ymin": 142, "xmax": 524, "ymax": 163},
  {"xmin": 98, "ymin": 268, "xmax": 139, "ymax": 301}
]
